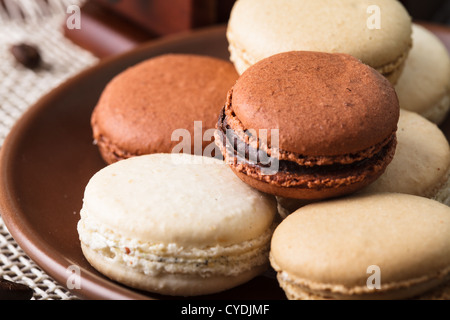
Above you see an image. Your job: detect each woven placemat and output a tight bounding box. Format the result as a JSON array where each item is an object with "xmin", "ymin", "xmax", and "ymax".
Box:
[{"xmin": 0, "ymin": 0, "xmax": 98, "ymax": 300}]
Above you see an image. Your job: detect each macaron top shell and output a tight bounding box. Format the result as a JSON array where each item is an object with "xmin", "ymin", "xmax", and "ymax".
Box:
[
  {"xmin": 227, "ymin": 0, "xmax": 412, "ymax": 72},
  {"xmin": 92, "ymin": 54, "xmax": 238, "ymax": 155},
  {"xmin": 271, "ymin": 193, "xmax": 450, "ymax": 292},
  {"xmin": 231, "ymin": 51, "xmax": 399, "ymax": 156},
  {"xmin": 80, "ymin": 153, "xmax": 277, "ymax": 248}
]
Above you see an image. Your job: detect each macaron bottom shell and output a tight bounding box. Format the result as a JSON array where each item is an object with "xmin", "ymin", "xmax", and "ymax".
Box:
[
  {"xmin": 81, "ymin": 243, "xmax": 270, "ymax": 297},
  {"xmin": 271, "ymin": 262, "xmax": 450, "ymax": 300},
  {"xmin": 91, "ymin": 127, "xmax": 136, "ymax": 164},
  {"xmin": 90, "ymin": 54, "xmax": 239, "ymax": 165}
]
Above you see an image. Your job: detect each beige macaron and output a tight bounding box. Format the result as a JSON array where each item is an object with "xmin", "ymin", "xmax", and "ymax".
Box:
[
  {"xmin": 77, "ymin": 153, "xmax": 277, "ymax": 296},
  {"xmin": 270, "ymin": 193, "xmax": 450, "ymax": 300},
  {"xmin": 227, "ymin": 0, "xmax": 412, "ymax": 84},
  {"xmin": 361, "ymin": 109, "xmax": 450, "ymax": 205},
  {"xmin": 395, "ymin": 24, "xmax": 450, "ymax": 125}
]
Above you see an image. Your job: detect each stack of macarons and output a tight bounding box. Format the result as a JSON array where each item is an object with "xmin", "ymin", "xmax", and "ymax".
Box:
[
  {"xmin": 77, "ymin": 0, "xmax": 450, "ymax": 300},
  {"xmin": 223, "ymin": 0, "xmax": 450, "ymax": 300}
]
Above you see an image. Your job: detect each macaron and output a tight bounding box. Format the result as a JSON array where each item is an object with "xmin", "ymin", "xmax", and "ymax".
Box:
[
  {"xmin": 227, "ymin": 0, "xmax": 412, "ymax": 84},
  {"xmin": 215, "ymin": 51, "xmax": 399, "ymax": 200},
  {"xmin": 277, "ymin": 109, "xmax": 450, "ymax": 216},
  {"xmin": 91, "ymin": 54, "xmax": 239, "ymax": 164},
  {"xmin": 77, "ymin": 153, "xmax": 277, "ymax": 296},
  {"xmin": 395, "ymin": 24, "xmax": 450, "ymax": 125},
  {"xmin": 361, "ymin": 109, "xmax": 450, "ymax": 205},
  {"xmin": 270, "ymin": 193, "xmax": 450, "ymax": 300}
]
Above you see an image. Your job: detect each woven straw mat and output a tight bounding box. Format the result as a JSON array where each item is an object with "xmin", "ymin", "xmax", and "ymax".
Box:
[{"xmin": 0, "ymin": 0, "xmax": 98, "ymax": 300}]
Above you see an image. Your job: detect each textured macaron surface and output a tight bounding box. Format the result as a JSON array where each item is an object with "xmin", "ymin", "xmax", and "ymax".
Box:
[
  {"xmin": 231, "ymin": 51, "xmax": 399, "ymax": 156},
  {"xmin": 228, "ymin": 0, "xmax": 412, "ymax": 72},
  {"xmin": 361, "ymin": 109, "xmax": 450, "ymax": 197},
  {"xmin": 395, "ymin": 24, "xmax": 450, "ymax": 121},
  {"xmin": 270, "ymin": 193, "xmax": 450, "ymax": 296},
  {"xmin": 80, "ymin": 154, "xmax": 276, "ymax": 247},
  {"xmin": 92, "ymin": 54, "xmax": 238, "ymax": 160}
]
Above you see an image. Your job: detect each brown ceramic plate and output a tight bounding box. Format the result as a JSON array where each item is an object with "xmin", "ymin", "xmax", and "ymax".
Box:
[
  {"xmin": 0, "ymin": 25, "xmax": 286, "ymax": 300},
  {"xmin": 1, "ymin": 24, "xmax": 450, "ymax": 300}
]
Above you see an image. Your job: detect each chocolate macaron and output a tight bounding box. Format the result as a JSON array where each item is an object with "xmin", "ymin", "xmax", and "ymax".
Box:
[
  {"xmin": 92, "ymin": 54, "xmax": 239, "ymax": 164},
  {"xmin": 215, "ymin": 51, "xmax": 399, "ymax": 200}
]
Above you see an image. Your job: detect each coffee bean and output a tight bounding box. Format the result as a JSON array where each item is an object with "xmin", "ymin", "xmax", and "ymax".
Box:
[
  {"xmin": 10, "ymin": 43, "xmax": 42, "ymax": 69},
  {"xmin": 0, "ymin": 278, "xmax": 34, "ymax": 300}
]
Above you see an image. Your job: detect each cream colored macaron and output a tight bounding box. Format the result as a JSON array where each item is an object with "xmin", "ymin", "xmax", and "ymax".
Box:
[
  {"xmin": 77, "ymin": 153, "xmax": 277, "ymax": 296},
  {"xmin": 395, "ymin": 24, "xmax": 450, "ymax": 125},
  {"xmin": 360, "ymin": 109, "xmax": 450, "ymax": 205},
  {"xmin": 270, "ymin": 193, "xmax": 450, "ymax": 300},
  {"xmin": 227, "ymin": 0, "xmax": 412, "ymax": 84}
]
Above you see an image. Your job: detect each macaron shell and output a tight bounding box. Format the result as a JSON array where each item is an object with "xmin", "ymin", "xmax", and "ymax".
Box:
[
  {"xmin": 395, "ymin": 24, "xmax": 450, "ymax": 124},
  {"xmin": 434, "ymin": 174, "xmax": 450, "ymax": 206},
  {"xmin": 361, "ymin": 109, "xmax": 450, "ymax": 197},
  {"xmin": 272, "ymin": 110, "xmax": 450, "ymax": 213},
  {"xmin": 274, "ymin": 273, "xmax": 449, "ymax": 300},
  {"xmin": 81, "ymin": 243, "xmax": 269, "ymax": 296},
  {"xmin": 276, "ymin": 196, "xmax": 316, "ymax": 219},
  {"xmin": 231, "ymin": 51, "xmax": 399, "ymax": 156},
  {"xmin": 228, "ymin": 161, "xmax": 389, "ymax": 200},
  {"xmin": 423, "ymin": 95, "xmax": 450, "ymax": 126},
  {"xmin": 91, "ymin": 54, "xmax": 238, "ymax": 162},
  {"xmin": 229, "ymin": 42, "xmax": 407, "ymax": 85},
  {"xmin": 227, "ymin": 0, "xmax": 412, "ymax": 76},
  {"xmin": 270, "ymin": 193, "xmax": 450, "ymax": 296},
  {"xmin": 81, "ymin": 153, "xmax": 277, "ymax": 247}
]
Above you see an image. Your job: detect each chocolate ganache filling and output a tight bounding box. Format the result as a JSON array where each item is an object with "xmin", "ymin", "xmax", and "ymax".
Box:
[{"xmin": 216, "ymin": 107, "xmax": 396, "ymax": 181}]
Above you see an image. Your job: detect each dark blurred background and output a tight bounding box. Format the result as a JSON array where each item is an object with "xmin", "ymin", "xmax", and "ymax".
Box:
[
  {"xmin": 66, "ymin": 0, "xmax": 450, "ymax": 58},
  {"xmin": 401, "ymin": 0, "xmax": 450, "ymax": 23}
]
